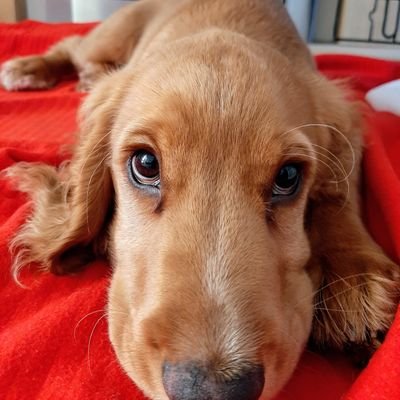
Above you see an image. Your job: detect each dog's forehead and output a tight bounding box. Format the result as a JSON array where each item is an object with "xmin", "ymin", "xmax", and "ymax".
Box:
[{"xmin": 116, "ymin": 57, "xmax": 309, "ymax": 152}]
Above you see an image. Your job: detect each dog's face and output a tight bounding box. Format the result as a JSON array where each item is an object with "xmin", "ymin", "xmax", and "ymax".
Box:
[
  {"xmin": 106, "ymin": 34, "xmax": 322, "ymax": 399},
  {"xmin": 8, "ymin": 31, "xmax": 360, "ymax": 400}
]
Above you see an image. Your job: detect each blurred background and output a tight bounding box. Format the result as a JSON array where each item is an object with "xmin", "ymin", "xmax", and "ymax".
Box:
[{"xmin": 0, "ymin": 0, "xmax": 399, "ymax": 58}]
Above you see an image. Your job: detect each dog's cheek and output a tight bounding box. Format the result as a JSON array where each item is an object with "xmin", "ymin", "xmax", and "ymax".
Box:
[
  {"xmin": 107, "ymin": 203, "xmax": 168, "ymax": 397},
  {"xmin": 107, "ymin": 261, "xmax": 162, "ymax": 398},
  {"xmin": 272, "ymin": 207, "xmax": 311, "ymax": 272},
  {"xmin": 262, "ymin": 198, "xmax": 314, "ymax": 398},
  {"xmin": 107, "ymin": 273, "xmax": 131, "ymax": 366},
  {"xmin": 262, "ymin": 270, "xmax": 313, "ymax": 399}
]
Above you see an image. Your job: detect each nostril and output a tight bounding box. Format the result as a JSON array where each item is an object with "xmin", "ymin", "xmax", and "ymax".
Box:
[{"xmin": 162, "ymin": 361, "xmax": 264, "ymax": 400}]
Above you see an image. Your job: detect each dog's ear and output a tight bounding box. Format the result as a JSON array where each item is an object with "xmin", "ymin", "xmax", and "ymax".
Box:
[
  {"xmin": 305, "ymin": 76, "xmax": 400, "ymax": 355},
  {"xmin": 8, "ymin": 74, "xmax": 125, "ymax": 277},
  {"xmin": 301, "ymin": 74, "xmax": 364, "ymax": 289}
]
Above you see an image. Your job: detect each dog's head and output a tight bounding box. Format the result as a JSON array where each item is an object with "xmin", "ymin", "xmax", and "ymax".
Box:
[{"xmin": 11, "ymin": 31, "xmax": 360, "ymax": 399}]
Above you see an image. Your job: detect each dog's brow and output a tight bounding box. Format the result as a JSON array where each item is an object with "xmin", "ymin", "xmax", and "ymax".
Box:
[{"xmin": 119, "ymin": 128, "xmax": 159, "ymax": 152}]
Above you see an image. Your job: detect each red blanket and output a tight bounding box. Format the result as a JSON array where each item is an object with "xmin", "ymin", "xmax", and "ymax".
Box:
[{"xmin": 0, "ymin": 21, "xmax": 399, "ymax": 400}]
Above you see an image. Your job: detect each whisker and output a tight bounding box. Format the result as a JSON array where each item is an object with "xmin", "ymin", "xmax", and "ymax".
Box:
[
  {"xmin": 288, "ymin": 146, "xmax": 341, "ymax": 193},
  {"xmin": 85, "ymin": 309, "xmax": 129, "ymax": 375},
  {"xmin": 87, "ymin": 313, "xmax": 108, "ymax": 376},
  {"xmin": 295, "ymin": 272, "xmax": 390, "ymax": 309},
  {"xmin": 280, "ymin": 152, "xmax": 340, "ymax": 185},
  {"xmin": 314, "ymin": 281, "xmax": 373, "ymax": 308},
  {"xmin": 290, "ymin": 143, "xmax": 347, "ymax": 184},
  {"xmin": 74, "ymin": 309, "xmax": 106, "ymax": 342},
  {"xmin": 280, "ymin": 123, "xmax": 356, "ymax": 211},
  {"xmin": 308, "ymin": 146, "xmax": 349, "ymax": 200},
  {"xmin": 281, "ymin": 123, "xmax": 356, "ymax": 183},
  {"xmin": 311, "ymin": 143, "xmax": 348, "ymax": 181},
  {"xmin": 78, "ymin": 129, "xmax": 112, "ymax": 178},
  {"xmin": 312, "ymin": 272, "xmax": 380, "ymax": 297}
]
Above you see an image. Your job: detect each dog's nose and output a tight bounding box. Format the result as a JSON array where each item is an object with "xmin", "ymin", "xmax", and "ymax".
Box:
[{"xmin": 162, "ymin": 361, "xmax": 264, "ymax": 400}]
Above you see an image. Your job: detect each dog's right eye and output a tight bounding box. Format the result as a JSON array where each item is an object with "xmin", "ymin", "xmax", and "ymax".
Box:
[{"xmin": 129, "ymin": 150, "xmax": 160, "ymax": 187}]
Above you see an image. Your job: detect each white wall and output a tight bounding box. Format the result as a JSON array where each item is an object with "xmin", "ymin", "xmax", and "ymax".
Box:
[
  {"xmin": 26, "ymin": 0, "xmax": 71, "ymax": 22},
  {"xmin": 71, "ymin": 0, "xmax": 134, "ymax": 22},
  {"xmin": 25, "ymin": 0, "xmax": 136, "ymax": 22},
  {"xmin": 25, "ymin": 0, "xmax": 311, "ymax": 31}
]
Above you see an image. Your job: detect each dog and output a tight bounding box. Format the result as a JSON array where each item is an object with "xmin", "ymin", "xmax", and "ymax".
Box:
[{"xmin": 2, "ymin": 0, "xmax": 399, "ymax": 399}]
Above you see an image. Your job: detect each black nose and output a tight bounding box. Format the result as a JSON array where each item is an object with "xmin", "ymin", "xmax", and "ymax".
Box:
[{"xmin": 162, "ymin": 362, "xmax": 264, "ymax": 400}]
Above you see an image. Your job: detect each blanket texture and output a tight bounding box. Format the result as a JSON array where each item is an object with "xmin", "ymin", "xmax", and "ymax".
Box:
[{"xmin": 0, "ymin": 21, "xmax": 399, "ymax": 400}]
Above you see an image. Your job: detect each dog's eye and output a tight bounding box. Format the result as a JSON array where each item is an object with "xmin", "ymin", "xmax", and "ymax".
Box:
[
  {"xmin": 130, "ymin": 150, "xmax": 160, "ymax": 187},
  {"xmin": 272, "ymin": 164, "xmax": 301, "ymax": 198}
]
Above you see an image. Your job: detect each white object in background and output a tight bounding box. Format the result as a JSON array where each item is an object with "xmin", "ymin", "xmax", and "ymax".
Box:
[
  {"xmin": 26, "ymin": 0, "xmax": 71, "ymax": 22},
  {"xmin": 285, "ymin": 0, "xmax": 312, "ymax": 40},
  {"xmin": 71, "ymin": 0, "xmax": 134, "ymax": 22},
  {"xmin": 366, "ymin": 79, "xmax": 400, "ymax": 116}
]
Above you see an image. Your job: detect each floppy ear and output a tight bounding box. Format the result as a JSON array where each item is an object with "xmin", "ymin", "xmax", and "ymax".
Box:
[
  {"xmin": 305, "ymin": 76, "xmax": 400, "ymax": 357},
  {"xmin": 8, "ymin": 74, "xmax": 125, "ymax": 277}
]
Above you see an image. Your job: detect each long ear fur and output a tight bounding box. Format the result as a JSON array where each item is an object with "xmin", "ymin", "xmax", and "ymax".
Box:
[
  {"xmin": 306, "ymin": 76, "xmax": 400, "ymax": 355},
  {"xmin": 7, "ymin": 73, "xmax": 124, "ymax": 277}
]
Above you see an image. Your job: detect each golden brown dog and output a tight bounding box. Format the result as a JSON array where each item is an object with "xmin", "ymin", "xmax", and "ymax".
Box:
[{"xmin": 2, "ymin": 0, "xmax": 399, "ymax": 399}]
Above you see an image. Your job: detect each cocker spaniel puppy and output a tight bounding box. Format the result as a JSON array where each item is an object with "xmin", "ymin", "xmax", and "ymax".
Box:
[{"xmin": 2, "ymin": 0, "xmax": 399, "ymax": 399}]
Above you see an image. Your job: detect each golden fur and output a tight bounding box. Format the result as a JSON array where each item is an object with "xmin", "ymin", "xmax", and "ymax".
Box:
[{"xmin": 2, "ymin": 0, "xmax": 399, "ymax": 398}]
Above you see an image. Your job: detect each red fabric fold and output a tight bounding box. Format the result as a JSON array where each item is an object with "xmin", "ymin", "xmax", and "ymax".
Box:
[{"xmin": 0, "ymin": 22, "xmax": 399, "ymax": 400}]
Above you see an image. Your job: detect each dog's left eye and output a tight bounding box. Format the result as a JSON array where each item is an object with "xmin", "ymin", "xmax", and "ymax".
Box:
[
  {"xmin": 129, "ymin": 150, "xmax": 160, "ymax": 187},
  {"xmin": 272, "ymin": 164, "xmax": 302, "ymax": 198}
]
